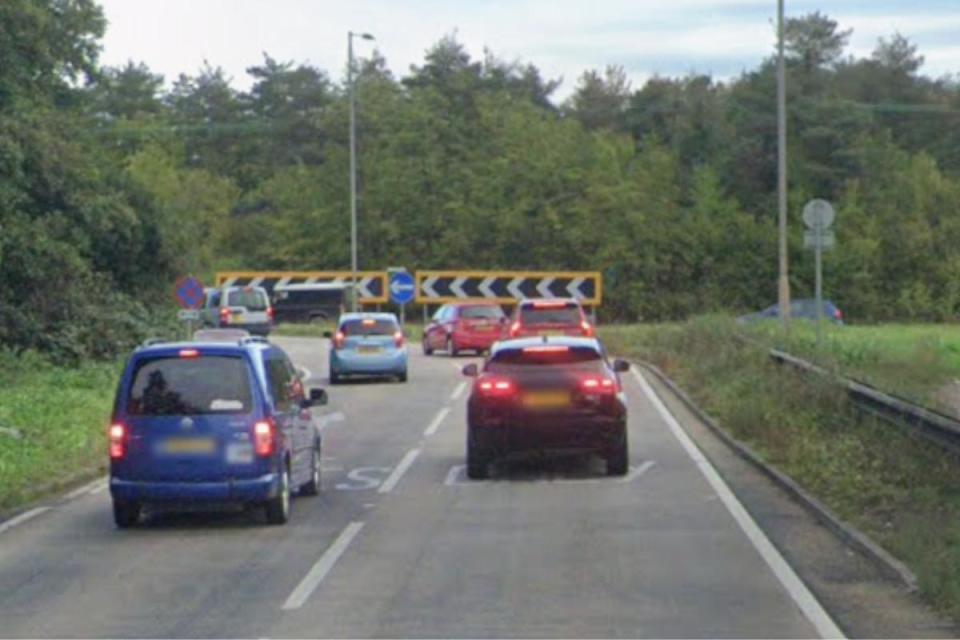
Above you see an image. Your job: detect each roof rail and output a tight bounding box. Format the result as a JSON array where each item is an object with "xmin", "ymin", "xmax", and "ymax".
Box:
[
  {"xmin": 239, "ymin": 336, "xmax": 270, "ymax": 346},
  {"xmin": 139, "ymin": 337, "xmax": 168, "ymax": 349}
]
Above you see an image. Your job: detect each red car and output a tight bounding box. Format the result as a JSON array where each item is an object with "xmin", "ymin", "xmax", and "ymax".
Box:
[
  {"xmin": 422, "ymin": 303, "xmax": 508, "ymax": 356},
  {"xmin": 462, "ymin": 336, "xmax": 629, "ymax": 479},
  {"xmin": 508, "ymin": 298, "xmax": 594, "ymax": 338}
]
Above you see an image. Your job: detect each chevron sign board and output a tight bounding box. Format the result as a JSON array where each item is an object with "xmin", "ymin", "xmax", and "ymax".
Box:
[
  {"xmin": 215, "ymin": 271, "xmax": 388, "ymax": 303},
  {"xmin": 415, "ymin": 271, "xmax": 602, "ymax": 305}
]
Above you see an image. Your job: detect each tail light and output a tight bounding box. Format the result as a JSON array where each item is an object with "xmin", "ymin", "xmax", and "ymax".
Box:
[
  {"xmin": 580, "ymin": 320, "xmax": 594, "ymax": 337},
  {"xmin": 333, "ymin": 331, "xmax": 346, "ymax": 350},
  {"xmin": 254, "ymin": 419, "xmax": 276, "ymax": 457},
  {"xmin": 109, "ymin": 423, "xmax": 125, "ymax": 459},
  {"xmin": 580, "ymin": 375, "xmax": 617, "ymax": 394},
  {"xmin": 179, "ymin": 348, "xmax": 199, "ymax": 358},
  {"xmin": 219, "ymin": 307, "xmax": 231, "ymax": 324},
  {"xmin": 835, "ymin": 309, "xmax": 843, "ymax": 321},
  {"xmin": 266, "ymin": 306, "xmax": 275, "ymax": 322},
  {"xmin": 394, "ymin": 331, "xmax": 405, "ymax": 348},
  {"xmin": 476, "ymin": 375, "xmax": 516, "ymax": 398},
  {"xmin": 509, "ymin": 321, "xmax": 521, "ymax": 337}
]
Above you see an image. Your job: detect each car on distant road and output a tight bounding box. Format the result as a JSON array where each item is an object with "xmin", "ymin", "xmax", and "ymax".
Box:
[
  {"xmin": 462, "ymin": 336, "xmax": 629, "ymax": 479},
  {"xmin": 326, "ymin": 312, "xmax": 408, "ymax": 384},
  {"xmin": 423, "ymin": 302, "xmax": 508, "ymax": 356},
  {"xmin": 507, "ymin": 298, "xmax": 595, "ymax": 338},
  {"xmin": 737, "ymin": 299, "xmax": 844, "ymax": 325},
  {"xmin": 272, "ymin": 282, "xmax": 348, "ymax": 325},
  {"xmin": 201, "ymin": 285, "xmax": 274, "ymax": 336},
  {"xmin": 108, "ymin": 336, "xmax": 327, "ymax": 528}
]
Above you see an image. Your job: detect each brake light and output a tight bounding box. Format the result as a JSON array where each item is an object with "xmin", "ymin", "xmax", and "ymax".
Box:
[
  {"xmin": 220, "ymin": 307, "xmax": 231, "ymax": 324},
  {"xmin": 333, "ymin": 331, "xmax": 346, "ymax": 350},
  {"xmin": 394, "ymin": 331, "xmax": 405, "ymax": 347},
  {"xmin": 531, "ymin": 300, "xmax": 567, "ymax": 309},
  {"xmin": 266, "ymin": 306, "xmax": 275, "ymax": 322},
  {"xmin": 509, "ymin": 321, "xmax": 521, "ymax": 337},
  {"xmin": 523, "ymin": 345, "xmax": 570, "ymax": 353},
  {"xmin": 580, "ymin": 375, "xmax": 617, "ymax": 394},
  {"xmin": 179, "ymin": 348, "xmax": 199, "ymax": 358},
  {"xmin": 581, "ymin": 320, "xmax": 594, "ymax": 337},
  {"xmin": 109, "ymin": 423, "xmax": 125, "ymax": 459},
  {"xmin": 476, "ymin": 376, "xmax": 516, "ymax": 397},
  {"xmin": 254, "ymin": 420, "xmax": 276, "ymax": 457}
]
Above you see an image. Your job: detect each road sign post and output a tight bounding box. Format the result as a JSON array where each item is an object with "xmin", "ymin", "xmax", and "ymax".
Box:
[
  {"xmin": 802, "ymin": 199, "xmax": 836, "ymax": 348},
  {"xmin": 174, "ymin": 276, "xmax": 205, "ymax": 340},
  {"xmin": 388, "ymin": 269, "xmax": 415, "ymax": 326}
]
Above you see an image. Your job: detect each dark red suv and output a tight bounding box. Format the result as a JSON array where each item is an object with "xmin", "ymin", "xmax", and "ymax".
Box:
[
  {"xmin": 423, "ymin": 303, "xmax": 508, "ymax": 356},
  {"xmin": 508, "ymin": 298, "xmax": 594, "ymax": 339},
  {"xmin": 462, "ymin": 337, "xmax": 629, "ymax": 479}
]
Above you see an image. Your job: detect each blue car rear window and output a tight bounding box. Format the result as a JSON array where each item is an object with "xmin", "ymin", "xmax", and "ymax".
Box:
[
  {"xmin": 127, "ymin": 355, "xmax": 253, "ymax": 416},
  {"xmin": 341, "ymin": 319, "xmax": 397, "ymax": 336}
]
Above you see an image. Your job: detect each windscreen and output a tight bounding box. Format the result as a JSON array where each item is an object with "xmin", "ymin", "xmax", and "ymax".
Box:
[
  {"xmin": 461, "ymin": 305, "xmax": 504, "ymax": 319},
  {"xmin": 487, "ymin": 346, "xmax": 602, "ymax": 371},
  {"xmin": 341, "ymin": 318, "xmax": 398, "ymax": 336},
  {"xmin": 520, "ymin": 304, "xmax": 581, "ymax": 325},
  {"xmin": 127, "ymin": 356, "xmax": 253, "ymax": 415},
  {"xmin": 227, "ymin": 289, "xmax": 268, "ymax": 310}
]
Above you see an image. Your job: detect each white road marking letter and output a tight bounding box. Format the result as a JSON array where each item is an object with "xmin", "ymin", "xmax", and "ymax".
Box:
[
  {"xmin": 335, "ymin": 467, "xmax": 391, "ymax": 491},
  {"xmin": 444, "ymin": 465, "xmax": 466, "ymax": 486},
  {"xmin": 282, "ymin": 521, "xmax": 365, "ymax": 610},
  {"xmin": 378, "ymin": 449, "xmax": 421, "ymax": 494},
  {"xmin": 631, "ymin": 369, "xmax": 844, "ymax": 640}
]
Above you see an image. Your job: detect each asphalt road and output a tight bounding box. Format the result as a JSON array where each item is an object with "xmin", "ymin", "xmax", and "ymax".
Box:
[{"xmin": 0, "ymin": 336, "xmax": 840, "ymax": 638}]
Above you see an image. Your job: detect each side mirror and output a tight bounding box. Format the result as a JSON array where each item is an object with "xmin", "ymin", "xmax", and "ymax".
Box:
[
  {"xmin": 307, "ymin": 388, "xmax": 328, "ymax": 407},
  {"xmin": 322, "ymin": 330, "xmax": 333, "ymax": 339},
  {"xmin": 613, "ymin": 359, "xmax": 630, "ymax": 373},
  {"xmin": 462, "ymin": 363, "xmax": 479, "ymax": 377}
]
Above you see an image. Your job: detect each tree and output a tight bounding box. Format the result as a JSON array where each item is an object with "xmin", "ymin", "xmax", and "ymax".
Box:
[
  {"xmin": 566, "ymin": 66, "xmax": 631, "ymax": 131},
  {"xmin": 784, "ymin": 12, "xmax": 851, "ymax": 72}
]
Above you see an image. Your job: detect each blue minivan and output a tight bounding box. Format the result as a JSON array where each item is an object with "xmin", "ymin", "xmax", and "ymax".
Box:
[{"xmin": 108, "ymin": 337, "xmax": 327, "ymax": 527}]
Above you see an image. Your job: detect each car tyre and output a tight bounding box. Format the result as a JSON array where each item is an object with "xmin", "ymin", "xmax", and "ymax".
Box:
[
  {"xmin": 446, "ymin": 336, "xmax": 459, "ymax": 357},
  {"xmin": 466, "ymin": 429, "xmax": 489, "ymax": 480},
  {"xmin": 398, "ymin": 371, "xmax": 408, "ymax": 383},
  {"xmin": 265, "ymin": 465, "xmax": 291, "ymax": 525},
  {"xmin": 300, "ymin": 446, "xmax": 321, "ymax": 496},
  {"xmin": 330, "ymin": 371, "xmax": 341, "ymax": 385},
  {"xmin": 113, "ymin": 500, "xmax": 141, "ymax": 528},
  {"xmin": 606, "ymin": 440, "xmax": 629, "ymax": 476},
  {"xmin": 423, "ymin": 339, "xmax": 433, "ymax": 356}
]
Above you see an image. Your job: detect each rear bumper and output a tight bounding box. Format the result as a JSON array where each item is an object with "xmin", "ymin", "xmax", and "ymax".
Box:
[
  {"xmin": 469, "ymin": 412, "xmax": 626, "ymax": 455},
  {"xmin": 330, "ymin": 349, "xmax": 407, "ymax": 375},
  {"xmin": 109, "ymin": 473, "xmax": 281, "ymax": 503},
  {"xmin": 452, "ymin": 331, "xmax": 503, "ymax": 351}
]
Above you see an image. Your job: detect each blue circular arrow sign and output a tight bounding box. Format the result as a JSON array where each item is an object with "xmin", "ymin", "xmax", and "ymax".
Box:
[{"xmin": 388, "ymin": 271, "xmax": 416, "ymax": 305}]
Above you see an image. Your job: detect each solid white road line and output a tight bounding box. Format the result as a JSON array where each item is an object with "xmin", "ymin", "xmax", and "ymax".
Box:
[
  {"xmin": 0, "ymin": 506, "xmax": 51, "ymax": 536},
  {"xmin": 450, "ymin": 382, "xmax": 468, "ymax": 401},
  {"xmin": 631, "ymin": 369, "xmax": 844, "ymax": 640},
  {"xmin": 282, "ymin": 521, "xmax": 365, "ymax": 610},
  {"xmin": 423, "ymin": 407, "xmax": 451, "ymax": 437},
  {"xmin": 88, "ymin": 481, "xmax": 109, "ymax": 495},
  {"xmin": 63, "ymin": 476, "xmax": 108, "ymax": 501},
  {"xmin": 378, "ymin": 448, "xmax": 421, "ymax": 494},
  {"xmin": 616, "ymin": 459, "xmax": 656, "ymax": 484}
]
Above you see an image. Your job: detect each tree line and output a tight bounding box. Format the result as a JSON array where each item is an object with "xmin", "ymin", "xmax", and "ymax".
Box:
[{"xmin": 2, "ymin": 1, "xmax": 960, "ymax": 359}]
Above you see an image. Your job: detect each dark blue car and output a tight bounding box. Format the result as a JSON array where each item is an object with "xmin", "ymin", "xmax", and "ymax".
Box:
[
  {"xmin": 737, "ymin": 299, "xmax": 844, "ymax": 325},
  {"xmin": 108, "ymin": 337, "xmax": 326, "ymax": 527}
]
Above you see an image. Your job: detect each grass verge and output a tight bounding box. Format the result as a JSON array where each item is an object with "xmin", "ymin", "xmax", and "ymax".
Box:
[
  {"xmin": 0, "ymin": 351, "xmax": 120, "ymax": 512},
  {"xmin": 600, "ymin": 316, "xmax": 960, "ymax": 621}
]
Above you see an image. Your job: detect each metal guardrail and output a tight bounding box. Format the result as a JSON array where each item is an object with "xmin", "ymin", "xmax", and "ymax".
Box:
[{"xmin": 769, "ymin": 348, "xmax": 960, "ymax": 456}]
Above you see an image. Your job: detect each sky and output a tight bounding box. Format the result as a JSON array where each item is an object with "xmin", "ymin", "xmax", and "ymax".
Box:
[{"xmin": 96, "ymin": 0, "xmax": 960, "ymax": 100}]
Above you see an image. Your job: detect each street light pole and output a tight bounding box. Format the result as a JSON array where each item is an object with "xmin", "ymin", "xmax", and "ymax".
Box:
[
  {"xmin": 348, "ymin": 31, "xmax": 375, "ymax": 312},
  {"xmin": 777, "ymin": 0, "xmax": 791, "ymax": 330}
]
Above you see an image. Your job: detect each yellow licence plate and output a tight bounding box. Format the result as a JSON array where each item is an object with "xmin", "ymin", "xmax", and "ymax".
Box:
[
  {"xmin": 233, "ymin": 314, "xmax": 245, "ymax": 323},
  {"xmin": 162, "ymin": 438, "xmax": 215, "ymax": 454},
  {"xmin": 539, "ymin": 330, "xmax": 565, "ymax": 336},
  {"xmin": 522, "ymin": 391, "xmax": 570, "ymax": 409}
]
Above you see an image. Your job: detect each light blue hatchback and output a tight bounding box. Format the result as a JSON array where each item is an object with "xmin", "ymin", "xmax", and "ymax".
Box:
[{"xmin": 328, "ymin": 313, "xmax": 408, "ymax": 383}]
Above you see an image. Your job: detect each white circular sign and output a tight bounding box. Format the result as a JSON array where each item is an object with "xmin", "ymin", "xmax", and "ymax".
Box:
[{"xmin": 802, "ymin": 199, "xmax": 835, "ymax": 229}]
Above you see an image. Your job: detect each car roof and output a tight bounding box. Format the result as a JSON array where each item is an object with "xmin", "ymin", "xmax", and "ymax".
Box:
[
  {"xmin": 518, "ymin": 297, "xmax": 581, "ymax": 306},
  {"xmin": 338, "ymin": 312, "xmax": 398, "ymax": 321},
  {"xmin": 491, "ymin": 336, "xmax": 601, "ymax": 354},
  {"xmin": 450, "ymin": 301, "xmax": 502, "ymax": 307},
  {"xmin": 132, "ymin": 338, "xmax": 274, "ymax": 358},
  {"xmin": 275, "ymin": 282, "xmax": 348, "ymax": 291}
]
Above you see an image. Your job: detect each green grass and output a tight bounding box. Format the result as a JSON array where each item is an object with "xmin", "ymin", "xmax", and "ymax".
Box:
[
  {"xmin": 743, "ymin": 322, "xmax": 960, "ymax": 417},
  {"xmin": 599, "ymin": 317, "xmax": 960, "ymax": 620},
  {"xmin": 0, "ymin": 351, "xmax": 121, "ymax": 511}
]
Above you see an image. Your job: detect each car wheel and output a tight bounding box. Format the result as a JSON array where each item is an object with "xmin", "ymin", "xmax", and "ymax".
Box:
[
  {"xmin": 606, "ymin": 440, "xmax": 629, "ymax": 476},
  {"xmin": 309, "ymin": 315, "xmax": 326, "ymax": 325},
  {"xmin": 423, "ymin": 339, "xmax": 434, "ymax": 356},
  {"xmin": 300, "ymin": 445, "xmax": 321, "ymax": 496},
  {"xmin": 113, "ymin": 500, "xmax": 141, "ymax": 528},
  {"xmin": 330, "ymin": 371, "xmax": 341, "ymax": 385},
  {"xmin": 398, "ymin": 371, "xmax": 408, "ymax": 383},
  {"xmin": 466, "ymin": 429, "xmax": 489, "ymax": 480},
  {"xmin": 446, "ymin": 336, "xmax": 459, "ymax": 357},
  {"xmin": 265, "ymin": 465, "xmax": 291, "ymax": 525}
]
